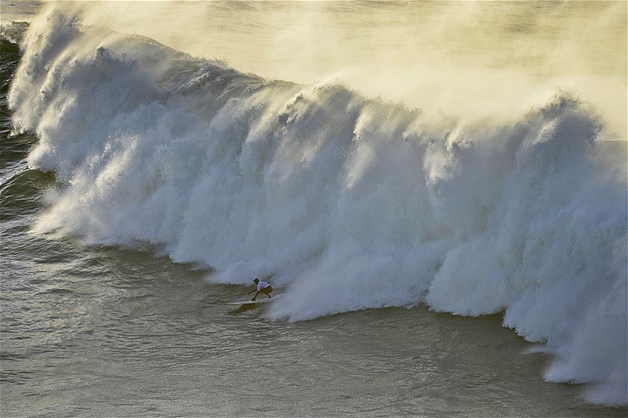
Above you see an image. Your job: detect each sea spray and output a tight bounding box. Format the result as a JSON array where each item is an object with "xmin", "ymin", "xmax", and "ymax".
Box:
[{"xmin": 9, "ymin": 6, "xmax": 627, "ymax": 406}]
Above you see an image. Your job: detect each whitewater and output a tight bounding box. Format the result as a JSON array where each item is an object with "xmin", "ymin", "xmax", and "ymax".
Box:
[{"xmin": 4, "ymin": 1, "xmax": 627, "ymax": 411}]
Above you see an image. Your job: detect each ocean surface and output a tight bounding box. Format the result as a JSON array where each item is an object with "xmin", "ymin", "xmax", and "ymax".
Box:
[{"xmin": 1, "ymin": 1, "xmax": 627, "ymax": 416}]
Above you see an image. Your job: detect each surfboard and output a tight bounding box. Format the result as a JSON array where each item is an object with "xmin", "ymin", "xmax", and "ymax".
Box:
[
  {"xmin": 228, "ymin": 294, "xmax": 282, "ymax": 306},
  {"xmin": 227, "ymin": 298, "xmax": 273, "ymax": 306}
]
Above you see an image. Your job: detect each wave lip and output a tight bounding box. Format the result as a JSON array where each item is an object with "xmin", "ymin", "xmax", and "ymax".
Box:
[{"xmin": 8, "ymin": 6, "xmax": 628, "ymax": 407}]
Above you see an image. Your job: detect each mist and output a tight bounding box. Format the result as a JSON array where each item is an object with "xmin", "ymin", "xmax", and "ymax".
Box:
[{"xmin": 42, "ymin": 0, "xmax": 627, "ymax": 140}]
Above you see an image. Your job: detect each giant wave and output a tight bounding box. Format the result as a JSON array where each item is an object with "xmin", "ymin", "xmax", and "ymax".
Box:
[{"xmin": 8, "ymin": 7, "xmax": 627, "ymax": 406}]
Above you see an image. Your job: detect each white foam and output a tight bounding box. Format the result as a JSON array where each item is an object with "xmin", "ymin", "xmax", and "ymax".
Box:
[{"xmin": 9, "ymin": 6, "xmax": 627, "ymax": 406}]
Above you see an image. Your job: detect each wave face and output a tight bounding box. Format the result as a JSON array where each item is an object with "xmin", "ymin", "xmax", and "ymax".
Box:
[{"xmin": 9, "ymin": 7, "xmax": 627, "ymax": 406}]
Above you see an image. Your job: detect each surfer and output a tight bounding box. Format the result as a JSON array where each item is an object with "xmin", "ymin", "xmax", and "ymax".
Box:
[{"xmin": 248, "ymin": 278, "xmax": 273, "ymax": 301}]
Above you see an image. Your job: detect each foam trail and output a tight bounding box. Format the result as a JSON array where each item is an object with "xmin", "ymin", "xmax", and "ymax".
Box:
[{"xmin": 9, "ymin": 6, "xmax": 627, "ymax": 406}]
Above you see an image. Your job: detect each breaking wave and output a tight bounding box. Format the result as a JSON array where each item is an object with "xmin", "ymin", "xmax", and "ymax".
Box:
[{"xmin": 8, "ymin": 7, "xmax": 627, "ymax": 406}]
